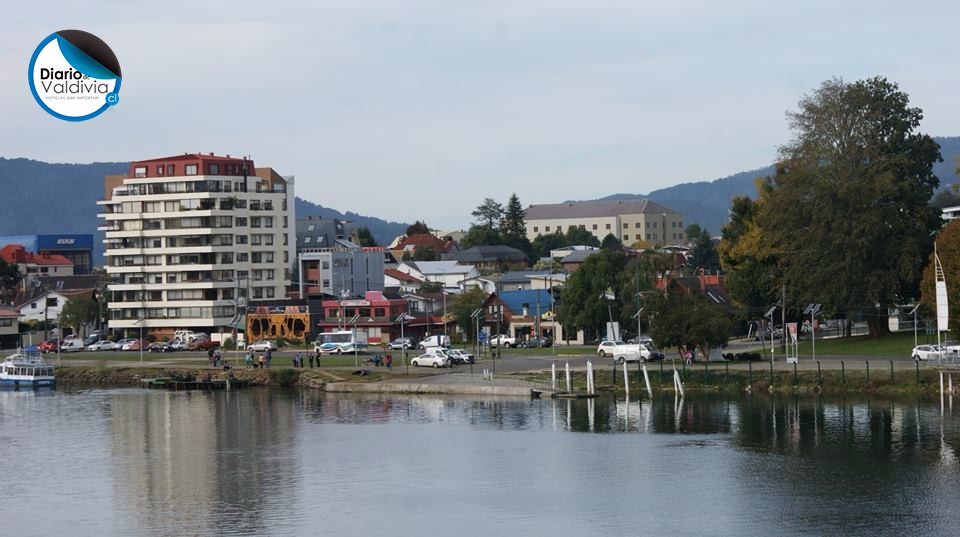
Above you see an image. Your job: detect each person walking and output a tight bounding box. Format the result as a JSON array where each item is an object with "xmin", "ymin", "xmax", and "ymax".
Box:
[
  {"xmin": 265, "ymin": 348, "xmax": 272, "ymax": 369},
  {"xmin": 258, "ymin": 353, "xmax": 266, "ymax": 369},
  {"xmin": 308, "ymin": 353, "xmax": 315, "ymax": 368},
  {"xmin": 385, "ymin": 352, "xmax": 393, "ymax": 371},
  {"xmin": 245, "ymin": 351, "xmax": 254, "ymax": 369}
]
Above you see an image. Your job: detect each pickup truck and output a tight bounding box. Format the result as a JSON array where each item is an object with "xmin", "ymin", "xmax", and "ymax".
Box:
[{"xmin": 489, "ymin": 334, "xmax": 517, "ymax": 348}]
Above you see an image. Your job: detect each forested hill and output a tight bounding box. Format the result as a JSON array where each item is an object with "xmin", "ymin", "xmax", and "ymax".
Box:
[
  {"xmin": 0, "ymin": 158, "xmax": 408, "ymax": 262},
  {"xmin": 599, "ymin": 136, "xmax": 960, "ymax": 236}
]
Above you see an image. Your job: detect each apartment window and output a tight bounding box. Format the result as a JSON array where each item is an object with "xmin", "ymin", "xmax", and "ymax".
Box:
[
  {"xmin": 322, "ymin": 261, "xmax": 329, "ymax": 269},
  {"xmin": 592, "ymin": 224, "xmax": 597, "ymax": 230},
  {"xmin": 185, "ymin": 164, "xmax": 198, "ymax": 175},
  {"xmin": 209, "ymin": 163, "xmax": 219, "ymax": 175},
  {"xmin": 156, "ymin": 165, "xmax": 165, "ymax": 176},
  {"xmin": 646, "ymin": 233, "xmax": 651, "ymax": 240},
  {"xmin": 623, "ymin": 235, "xmax": 628, "ymax": 240},
  {"xmin": 606, "ymin": 223, "xmax": 611, "ymax": 230},
  {"xmin": 304, "ymin": 237, "xmax": 311, "ymax": 244},
  {"xmin": 46, "ymin": 297, "xmax": 57, "ymax": 307},
  {"xmin": 623, "ymin": 223, "xmax": 628, "ymax": 229},
  {"xmin": 636, "ymin": 234, "xmax": 642, "ymax": 240},
  {"xmin": 266, "ymin": 288, "xmax": 275, "ymax": 298},
  {"xmin": 282, "ymin": 216, "xmax": 288, "ymax": 228},
  {"xmin": 253, "ymin": 288, "xmax": 263, "ymax": 299},
  {"xmin": 533, "ymin": 226, "xmax": 538, "ymax": 233},
  {"xmin": 652, "ymin": 222, "xmax": 657, "ymax": 228},
  {"xmin": 167, "ymin": 164, "xmax": 175, "ymax": 175},
  {"xmin": 308, "ymin": 224, "xmax": 316, "ymax": 231},
  {"xmin": 235, "ymin": 217, "xmax": 248, "ymax": 227},
  {"xmin": 637, "ymin": 222, "xmax": 643, "ymax": 228},
  {"xmin": 678, "ymin": 221, "xmax": 683, "ymax": 228},
  {"xmin": 235, "ymin": 235, "xmax": 247, "ymax": 244},
  {"xmin": 545, "ymin": 226, "xmax": 550, "ymax": 232},
  {"xmin": 134, "ymin": 166, "xmax": 147, "ymax": 178}
]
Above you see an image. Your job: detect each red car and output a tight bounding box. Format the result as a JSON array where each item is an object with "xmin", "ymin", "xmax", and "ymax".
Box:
[
  {"xmin": 188, "ymin": 338, "xmax": 220, "ymax": 351},
  {"xmin": 39, "ymin": 340, "xmax": 59, "ymax": 353}
]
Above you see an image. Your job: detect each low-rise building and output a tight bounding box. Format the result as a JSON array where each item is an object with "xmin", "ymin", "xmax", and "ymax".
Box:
[{"xmin": 0, "ymin": 244, "xmax": 74, "ymax": 282}]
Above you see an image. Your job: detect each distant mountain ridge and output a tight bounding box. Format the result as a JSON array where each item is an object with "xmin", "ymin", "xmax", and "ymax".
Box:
[
  {"xmin": 0, "ymin": 158, "xmax": 408, "ymax": 262},
  {"xmin": 597, "ymin": 136, "xmax": 960, "ymax": 235}
]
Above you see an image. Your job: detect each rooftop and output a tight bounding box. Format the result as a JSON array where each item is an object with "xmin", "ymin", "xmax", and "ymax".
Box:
[{"xmin": 525, "ymin": 199, "xmax": 680, "ymax": 220}]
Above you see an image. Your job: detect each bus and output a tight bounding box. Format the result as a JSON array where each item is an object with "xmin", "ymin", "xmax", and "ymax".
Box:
[{"xmin": 314, "ymin": 330, "xmax": 369, "ymax": 355}]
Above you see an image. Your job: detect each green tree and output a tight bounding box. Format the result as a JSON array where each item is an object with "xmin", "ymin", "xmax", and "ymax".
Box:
[
  {"xmin": 500, "ymin": 193, "xmax": 531, "ymax": 256},
  {"xmin": 406, "ymin": 221, "xmax": 430, "ymax": 236},
  {"xmin": 449, "ymin": 287, "xmax": 488, "ymax": 341},
  {"xmin": 557, "ymin": 249, "xmax": 628, "ymax": 337},
  {"xmin": 354, "ymin": 227, "xmax": 377, "ymax": 247},
  {"xmin": 0, "ymin": 258, "xmax": 20, "ymax": 305},
  {"xmin": 564, "ymin": 225, "xmax": 601, "ymax": 247},
  {"xmin": 760, "ymin": 77, "xmax": 941, "ymax": 337},
  {"xmin": 472, "ymin": 198, "xmax": 504, "ymax": 230},
  {"xmin": 413, "ymin": 245, "xmax": 440, "ymax": 261},
  {"xmin": 531, "ymin": 231, "xmax": 567, "ymax": 260},
  {"xmin": 58, "ymin": 296, "xmax": 99, "ymax": 336},
  {"xmin": 919, "ymin": 220, "xmax": 960, "ymax": 336},
  {"xmin": 686, "ymin": 226, "xmax": 720, "ymax": 273},
  {"xmin": 459, "ymin": 224, "xmax": 501, "ymax": 250},
  {"xmin": 719, "ymin": 192, "xmax": 782, "ymax": 320},
  {"xmin": 600, "ymin": 233, "xmax": 622, "ymax": 250},
  {"xmin": 646, "ymin": 287, "xmax": 732, "ymax": 360}
]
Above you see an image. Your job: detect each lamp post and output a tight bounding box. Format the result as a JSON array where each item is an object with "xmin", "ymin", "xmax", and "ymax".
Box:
[
  {"xmin": 395, "ymin": 312, "xmax": 414, "ymax": 374},
  {"xmin": 136, "ymin": 314, "xmax": 145, "ymax": 363}
]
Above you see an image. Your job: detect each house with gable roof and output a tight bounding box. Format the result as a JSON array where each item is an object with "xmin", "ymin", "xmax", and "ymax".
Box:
[{"xmin": 479, "ymin": 289, "xmax": 584, "ymax": 345}]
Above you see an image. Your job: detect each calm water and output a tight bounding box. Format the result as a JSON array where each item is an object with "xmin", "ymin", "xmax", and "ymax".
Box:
[{"xmin": 1, "ymin": 387, "xmax": 959, "ymax": 536}]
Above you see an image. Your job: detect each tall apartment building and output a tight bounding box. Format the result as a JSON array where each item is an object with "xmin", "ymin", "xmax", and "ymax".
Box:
[
  {"xmin": 524, "ymin": 199, "xmax": 685, "ymax": 246},
  {"xmin": 97, "ymin": 153, "xmax": 296, "ymax": 335}
]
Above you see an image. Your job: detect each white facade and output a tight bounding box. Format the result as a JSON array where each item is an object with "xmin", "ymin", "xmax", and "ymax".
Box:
[
  {"xmin": 18, "ymin": 290, "xmax": 68, "ymax": 323},
  {"xmin": 98, "ymin": 158, "xmax": 293, "ymax": 332}
]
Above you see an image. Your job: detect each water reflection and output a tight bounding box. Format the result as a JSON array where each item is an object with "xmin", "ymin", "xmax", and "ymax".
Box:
[{"xmin": 2, "ymin": 388, "xmax": 960, "ymax": 536}]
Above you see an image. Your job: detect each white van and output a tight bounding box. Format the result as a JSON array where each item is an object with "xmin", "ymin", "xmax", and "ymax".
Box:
[
  {"xmin": 419, "ymin": 335, "xmax": 451, "ymax": 349},
  {"xmin": 61, "ymin": 339, "xmax": 86, "ymax": 352}
]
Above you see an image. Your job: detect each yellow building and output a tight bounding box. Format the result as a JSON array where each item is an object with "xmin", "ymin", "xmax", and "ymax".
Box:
[{"xmin": 524, "ymin": 199, "xmax": 685, "ymax": 246}]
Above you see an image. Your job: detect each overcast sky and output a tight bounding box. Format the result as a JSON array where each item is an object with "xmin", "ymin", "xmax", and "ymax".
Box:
[{"xmin": 3, "ymin": 1, "xmax": 959, "ymax": 230}]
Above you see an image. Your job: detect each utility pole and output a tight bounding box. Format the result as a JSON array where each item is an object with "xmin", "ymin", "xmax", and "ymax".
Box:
[{"xmin": 782, "ymin": 283, "xmax": 787, "ymax": 353}]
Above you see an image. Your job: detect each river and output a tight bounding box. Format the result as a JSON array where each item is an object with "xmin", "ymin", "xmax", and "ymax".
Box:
[{"xmin": 1, "ymin": 387, "xmax": 958, "ymax": 536}]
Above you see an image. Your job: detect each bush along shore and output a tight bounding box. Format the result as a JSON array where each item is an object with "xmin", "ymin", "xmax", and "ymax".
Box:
[
  {"xmin": 526, "ymin": 365, "xmax": 960, "ymax": 397},
  {"xmin": 53, "ymin": 366, "xmax": 384, "ymax": 388}
]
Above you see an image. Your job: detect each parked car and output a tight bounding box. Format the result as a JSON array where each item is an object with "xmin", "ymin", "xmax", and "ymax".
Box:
[
  {"xmin": 387, "ymin": 337, "xmax": 417, "ymax": 350},
  {"xmin": 121, "ymin": 339, "xmax": 147, "ymax": 351},
  {"xmin": 521, "ymin": 336, "xmax": 552, "ymax": 348},
  {"xmin": 60, "ymin": 339, "xmax": 86, "ymax": 352},
  {"xmin": 83, "ymin": 333, "xmax": 101, "ymax": 346},
  {"xmin": 247, "ymin": 340, "xmax": 278, "ymax": 353},
  {"xmin": 188, "ymin": 338, "xmax": 220, "ymax": 351},
  {"xmin": 912, "ymin": 344, "xmax": 942, "ymax": 361},
  {"xmin": 614, "ymin": 343, "xmax": 665, "ymax": 363},
  {"xmin": 148, "ymin": 342, "xmax": 173, "ymax": 353},
  {"xmin": 597, "ymin": 340, "xmax": 637, "ymax": 357},
  {"xmin": 489, "ymin": 334, "xmax": 516, "ymax": 348},
  {"xmin": 115, "ymin": 338, "xmax": 135, "ymax": 349},
  {"xmin": 411, "ymin": 350, "xmax": 450, "ymax": 368},
  {"xmin": 39, "ymin": 340, "xmax": 59, "ymax": 353},
  {"xmin": 446, "ymin": 349, "xmax": 475, "ymax": 364},
  {"xmin": 169, "ymin": 339, "xmax": 188, "ymax": 352},
  {"xmin": 419, "ymin": 335, "xmax": 451, "ymax": 349},
  {"xmin": 87, "ymin": 340, "xmax": 118, "ymax": 351}
]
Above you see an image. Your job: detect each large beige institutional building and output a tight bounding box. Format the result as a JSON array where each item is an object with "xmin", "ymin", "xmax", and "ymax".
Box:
[{"xmin": 524, "ymin": 200, "xmax": 685, "ymax": 245}]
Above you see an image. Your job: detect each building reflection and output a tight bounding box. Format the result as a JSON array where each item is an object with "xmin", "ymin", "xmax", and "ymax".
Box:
[{"xmin": 110, "ymin": 389, "xmax": 299, "ymax": 535}]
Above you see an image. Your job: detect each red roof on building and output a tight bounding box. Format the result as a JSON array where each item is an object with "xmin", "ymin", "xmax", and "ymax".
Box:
[
  {"xmin": 0, "ymin": 244, "xmax": 72, "ymax": 266},
  {"xmin": 385, "ymin": 268, "xmax": 422, "ymax": 284},
  {"xmin": 395, "ymin": 233, "xmax": 457, "ymax": 253},
  {"xmin": 0, "ymin": 308, "xmax": 19, "ymax": 317}
]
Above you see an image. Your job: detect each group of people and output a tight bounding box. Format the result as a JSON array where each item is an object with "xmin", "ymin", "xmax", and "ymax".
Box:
[
  {"xmin": 244, "ymin": 348, "xmax": 272, "ymax": 369},
  {"xmin": 367, "ymin": 353, "xmax": 393, "ymax": 369},
  {"xmin": 207, "ymin": 348, "xmax": 223, "ymax": 368},
  {"xmin": 290, "ymin": 352, "xmax": 319, "ymax": 368}
]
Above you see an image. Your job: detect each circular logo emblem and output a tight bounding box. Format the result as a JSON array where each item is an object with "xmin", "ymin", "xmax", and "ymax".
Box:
[{"xmin": 28, "ymin": 30, "xmax": 122, "ymax": 122}]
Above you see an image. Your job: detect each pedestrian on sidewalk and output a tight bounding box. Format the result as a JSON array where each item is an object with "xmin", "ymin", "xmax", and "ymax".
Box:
[
  {"xmin": 385, "ymin": 353, "xmax": 393, "ymax": 370},
  {"xmin": 308, "ymin": 353, "xmax": 315, "ymax": 368}
]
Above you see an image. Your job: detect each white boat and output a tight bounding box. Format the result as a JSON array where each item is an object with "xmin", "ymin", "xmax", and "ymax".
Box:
[{"xmin": 0, "ymin": 346, "xmax": 56, "ymax": 388}]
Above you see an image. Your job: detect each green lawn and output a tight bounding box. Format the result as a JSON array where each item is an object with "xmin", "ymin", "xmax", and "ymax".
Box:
[{"xmin": 746, "ymin": 331, "xmax": 929, "ymax": 357}]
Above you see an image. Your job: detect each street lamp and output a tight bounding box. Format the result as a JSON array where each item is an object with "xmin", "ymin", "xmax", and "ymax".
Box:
[
  {"xmin": 395, "ymin": 312, "xmax": 415, "ymax": 374},
  {"xmin": 803, "ymin": 303, "xmax": 821, "ymax": 362}
]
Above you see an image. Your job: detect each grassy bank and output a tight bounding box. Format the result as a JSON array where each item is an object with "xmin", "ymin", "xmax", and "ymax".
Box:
[{"xmin": 523, "ymin": 366, "xmax": 957, "ymax": 397}]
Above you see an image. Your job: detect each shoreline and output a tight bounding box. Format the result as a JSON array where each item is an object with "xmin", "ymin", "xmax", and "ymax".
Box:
[{"xmin": 48, "ymin": 364, "xmax": 960, "ymax": 398}]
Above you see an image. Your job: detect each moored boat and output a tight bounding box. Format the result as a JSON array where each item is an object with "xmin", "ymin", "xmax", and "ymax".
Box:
[{"xmin": 0, "ymin": 346, "xmax": 56, "ymax": 388}]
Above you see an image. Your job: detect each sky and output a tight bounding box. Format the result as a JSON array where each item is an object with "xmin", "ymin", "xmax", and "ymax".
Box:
[{"xmin": 2, "ymin": 1, "xmax": 959, "ymax": 230}]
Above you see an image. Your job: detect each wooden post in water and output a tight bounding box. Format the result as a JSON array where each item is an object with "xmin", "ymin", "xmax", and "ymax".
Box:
[
  {"xmin": 642, "ymin": 364, "xmax": 653, "ymax": 398},
  {"xmin": 551, "ymin": 362, "xmax": 557, "ymax": 391},
  {"xmin": 623, "ymin": 361, "xmax": 630, "ymax": 396},
  {"xmin": 673, "ymin": 369, "xmax": 685, "ymax": 397},
  {"xmin": 565, "ymin": 362, "xmax": 572, "ymax": 393}
]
